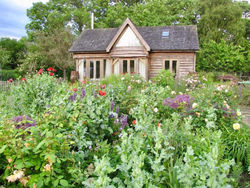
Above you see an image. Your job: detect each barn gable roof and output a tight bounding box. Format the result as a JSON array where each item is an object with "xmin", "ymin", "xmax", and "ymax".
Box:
[{"xmin": 69, "ymin": 19, "xmax": 199, "ymax": 53}]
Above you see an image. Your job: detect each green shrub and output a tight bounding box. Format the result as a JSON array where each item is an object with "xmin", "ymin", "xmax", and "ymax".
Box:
[
  {"xmin": 197, "ymin": 40, "xmax": 248, "ymax": 73},
  {"xmin": 152, "ymin": 70, "xmax": 175, "ymax": 88},
  {"xmin": 0, "ymin": 69, "xmax": 22, "ymax": 81}
]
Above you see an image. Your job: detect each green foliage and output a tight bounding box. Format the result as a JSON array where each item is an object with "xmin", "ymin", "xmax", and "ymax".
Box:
[
  {"xmin": 0, "ymin": 71, "xmax": 249, "ymax": 187},
  {"xmin": 197, "ymin": 40, "xmax": 248, "ymax": 73},
  {"xmin": 10, "ymin": 73, "xmax": 60, "ymax": 116},
  {"xmin": 0, "ymin": 69, "xmax": 22, "ymax": 81},
  {"xmin": 152, "ymin": 69, "xmax": 175, "ymax": 88}
]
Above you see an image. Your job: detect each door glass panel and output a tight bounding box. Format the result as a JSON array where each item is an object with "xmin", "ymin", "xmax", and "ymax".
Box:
[
  {"xmin": 83, "ymin": 59, "xmax": 86, "ymax": 77},
  {"xmin": 165, "ymin": 60, "xmax": 170, "ymax": 70},
  {"xmin": 123, "ymin": 60, "xmax": 128, "ymax": 73},
  {"xmin": 96, "ymin": 61, "xmax": 100, "ymax": 78},
  {"xmin": 172, "ymin": 60, "xmax": 177, "ymax": 74},
  {"xmin": 130, "ymin": 60, "xmax": 135, "ymax": 73},
  {"xmin": 90, "ymin": 61, "xmax": 94, "ymax": 78},
  {"xmin": 104, "ymin": 59, "xmax": 106, "ymax": 77}
]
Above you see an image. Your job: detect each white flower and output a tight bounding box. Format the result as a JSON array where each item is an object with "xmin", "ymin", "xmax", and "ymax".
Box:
[
  {"xmin": 233, "ymin": 123, "xmax": 240, "ymax": 130},
  {"xmin": 166, "ymin": 86, "xmax": 170, "ymax": 90},
  {"xmin": 44, "ymin": 164, "xmax": 51, "ymax": 172},
  {"xmin": 154, "ymin": 108, "xmax": 158, "ymax": 113},
  {"xmin": 186, "ymin": 89, "xmax": 189, "ymax": 92},
  {"xmin": 225, "ymin": 89, "xmax": 228, "ymax": 93},
  {"xmin": 236, "ymin": 111, "xmax": 241, "ymax": 116},
  {"xmin": 192, "ymin": 103, "xmax": 198, "ymax": 109},
  {"xmin": 136, "ymin": 80, "xmax": 141, "ymax": 84},
  {"xmin": 171, "ymin": 91, "xmax": 176, "ymax": 95},
  {"xmin": 141, "ymin": 89, "xmax": 145, "ymax": 93},
  {"xmin": 127, "ymin": 86, "xmax": 131, "ymax": 91},
  {"xmin": 205, "ymin": 118, "xmax": 208, "ymax": 122},
  {"xmin": 179, "ymin": 92, "xmax": 183, "ymax": 95},
  {"xmin": 14, "ymin": 170, "xmax": 24, "ymax": 179},
  {"xmin": 6, "ymin": 175, "xmax": 18, "ymax": 182},
  {"xmin": 8, "ymin": 158, "xmax": 12, "ymax": 163},
  {"xmin": 121, "ymin": 77, "xmax": 125, "ymax": 81}
]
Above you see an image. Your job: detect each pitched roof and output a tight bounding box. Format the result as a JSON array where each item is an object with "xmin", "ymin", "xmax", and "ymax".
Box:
[{"xmin": 69, "ymin": 24, "xmax": 199, "ymax": 53}]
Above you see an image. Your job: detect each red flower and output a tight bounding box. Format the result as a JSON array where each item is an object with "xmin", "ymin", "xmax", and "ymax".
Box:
[
  {"xmin": 82, "ymin": 80, "xmax": 87, "ymax": 84},
  {"xmin": 47, "ymin": 67, "xmax": 53, "ymax": 71},
  {"xmin": 98, "ymin": 90, "xmax": 106, "ymax": 96},
  {"xmin": 132, "ymin": 120, "xmax": 136, "ymax": 125},
  {"xmin": 38, "ymin": 69, "xmax": 43, "ymax": 75},
  {"xmin": 142, "ymin": 133, "xmax": 146, "ymax": 137},
  {"xmin": 157, "ymin": 123, "xmax": 161, "ymax": 127},
  {"xmin": 73, "ymin": 88, "xmax": 77, "ymax": 92},
  {"xmin": 8, "ymin": 78, "xmax": 13, "ymax": 83},
  {"xmin": 21, "ymin": 78, "xmax": 26, "ymax": 81},
  {"xmin": 49, "ymin": 72, "xmax": 54, "ymax": 76},
  {"xmin": 52, "ymin": 69, "xmax": 56, "ymax": 72}
]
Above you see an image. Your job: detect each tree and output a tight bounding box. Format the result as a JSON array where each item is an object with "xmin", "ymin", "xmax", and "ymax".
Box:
[
  {"xmin": 0, "ymin": 47, "xmax": 11, "ymax": 69},
  {"xmin": 33, "ymin": 27, "xmax": 75, "ymax": 80},
  {"xmin": 198, "ymin": 0, "xmax": 245, "ymax": 45},
  {"xmin": 0, "ymin": 38, "xmax": 26, "ymax": 69},
  {"xmin": 196, "ymin": 40, "xmax": 248, "ymax": 73}
]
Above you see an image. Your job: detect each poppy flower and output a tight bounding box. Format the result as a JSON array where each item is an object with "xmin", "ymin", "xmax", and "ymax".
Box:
[
  {"xmin": 47, "ymin": 67, "xmax": 53, "ymax": 71},
  {"xmin": 49, "ymin": 72, "xmax": 54, "ymax": 76},
  {"xmin": 73, "ymin": 88, "xmax": 77, "ymax": 92},
  {"xmin": 98, "ymin": 90, "xmax": 106, "ymax": 96},
  {"xmin": 132, "ymin": 120, "xmax": 136, "ymax": 125},
  {"xmin": 21, "ymin": 78, "xmax": 26, "ymax": 81},
  {"xmin": 38, "ymin": 69, "xmax": 43, "ymax": 75},
  {"xmin": 157, "ymin": 123, "xmax": 161, "ymax": 127},
  {"xmin": 82, "ymin": 80, "xmax": 87, "ymax": 84},
  {"xmin": 8, "ymin": 78, "xmax": 13, "ymax": 83}
]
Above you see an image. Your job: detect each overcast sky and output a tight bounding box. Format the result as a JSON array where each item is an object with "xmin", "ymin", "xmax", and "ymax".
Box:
[{"xmin": 0, "ymin": 0, "xmax": 48, "ymax": 39}]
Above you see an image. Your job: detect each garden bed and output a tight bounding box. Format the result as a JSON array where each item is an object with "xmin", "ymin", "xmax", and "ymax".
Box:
[{"xmin": 0, "ymin": 70, "xmax": 249, "ymax": 187}]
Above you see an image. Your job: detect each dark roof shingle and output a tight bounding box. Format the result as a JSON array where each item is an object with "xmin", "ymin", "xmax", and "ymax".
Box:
[{"xmin": 69, "ymin": 25, "xmax": 199, "ymax": 53}]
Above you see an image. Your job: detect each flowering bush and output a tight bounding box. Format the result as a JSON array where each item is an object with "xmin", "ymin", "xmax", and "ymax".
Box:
[{"xmin": 0, "ymin": 73, "xmax": 249, "ymax": 187}]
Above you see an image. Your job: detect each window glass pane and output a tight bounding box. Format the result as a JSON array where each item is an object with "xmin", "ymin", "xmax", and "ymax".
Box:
[
  {"xmin": 90, "ymin": 61, "xmax": 94, "ymax": 78},
  {"xmin": 172, "ymin": 60, "xmax": 177, "ymax": 74},
  {"xmin": 130, "ymin": 60, "xmax": 134, "ymax": 73},
  {"xmin": 123, "ymin": 60, "xmax": 127, "ymax": 73},
  {"xmin": 83, "ymin": 59, "xmax": 86, "ymax": 77},
  {"xmin": 96, "ymin": 61, "xmax": 100, "ymax": 79},
  {"xmin": 104, "ymin": 59, "xmax": 106, "ymax": 77},
  {"xmin": 165, "ymin": 60, "xmax": 170, "ymax": 70}
]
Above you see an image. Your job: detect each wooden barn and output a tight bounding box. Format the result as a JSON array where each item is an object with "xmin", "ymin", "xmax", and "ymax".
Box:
[{"xmin": 69, "ymin": 18, "xmax": 199, "ymax": 81}]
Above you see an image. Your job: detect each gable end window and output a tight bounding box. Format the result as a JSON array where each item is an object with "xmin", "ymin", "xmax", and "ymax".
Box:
[{"xmin": 163, "ymin": 60, "xmax": 178, "ymax": 75}]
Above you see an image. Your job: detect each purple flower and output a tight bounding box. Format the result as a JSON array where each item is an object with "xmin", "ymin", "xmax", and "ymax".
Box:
[
  {"xmin": 12, "ymin": 116, "xmax": 36, "ymax": 130},
  {"xmin": 120, "ymin": 114, "xmax": 128, "ymax": 129},
  {"xmin": 163, "ymin": 95, "xmax": 190, "ymax": 109},
  {"xmin": 69, "ymin": 92, "xmax": 77, "ymax": 102},
  {"xmin": 116, "ymin": 106, "xmax": 119, "ymax": 114},
  {"xmin": 81, "ymin": 88, "xmax": 85, "ymax": 98},
  {"xmin": 110, "ymin": 101, "xmax": 115, "ymax": 111},
  {"xmin": 93, "ymin": 91, "xmax": 97, "ymax": 98}
]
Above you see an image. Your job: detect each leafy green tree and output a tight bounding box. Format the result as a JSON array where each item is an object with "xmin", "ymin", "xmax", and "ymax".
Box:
[
  {"xmin": 198, "ymin": 0, "xmax": 245, "ymax": 44},
  {"xmin": 33, "ymin": 27, "xmax": 75, "ymax": 80},
  {"xmin": 0, "ymin": 47, "xmax": 11, "ymax": 69},
  {"xmin": 196, "ymin": 40, "xmax": 247, "ymax": 73},
  {"xmin": 0, "ymin": 38, "xmax": 26, "ymax": 69}
]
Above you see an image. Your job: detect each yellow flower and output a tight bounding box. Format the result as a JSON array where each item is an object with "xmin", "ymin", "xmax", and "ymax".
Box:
[
  {"xmin": 233, "ymin": 123, "xmax": 240, "ymax": 130},
  {"xmin": 236, "ymin": 111, "xmax": 241, "ymax": 116}
]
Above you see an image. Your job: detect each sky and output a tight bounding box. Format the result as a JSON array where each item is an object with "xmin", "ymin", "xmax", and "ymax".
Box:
[{"xmin": 0, "ymin": 0, "xmax": 48, "ymax": 40}]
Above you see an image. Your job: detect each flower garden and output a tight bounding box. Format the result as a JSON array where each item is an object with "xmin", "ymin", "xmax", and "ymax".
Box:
[{"xmin": 0, "ymin": 69, "xmax": 249, "ymax": 187}]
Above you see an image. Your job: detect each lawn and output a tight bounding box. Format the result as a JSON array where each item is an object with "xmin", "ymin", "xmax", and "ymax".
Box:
[{"xmin": 0, "ymin": 70, "xmax": 249, "ymax": 188}]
